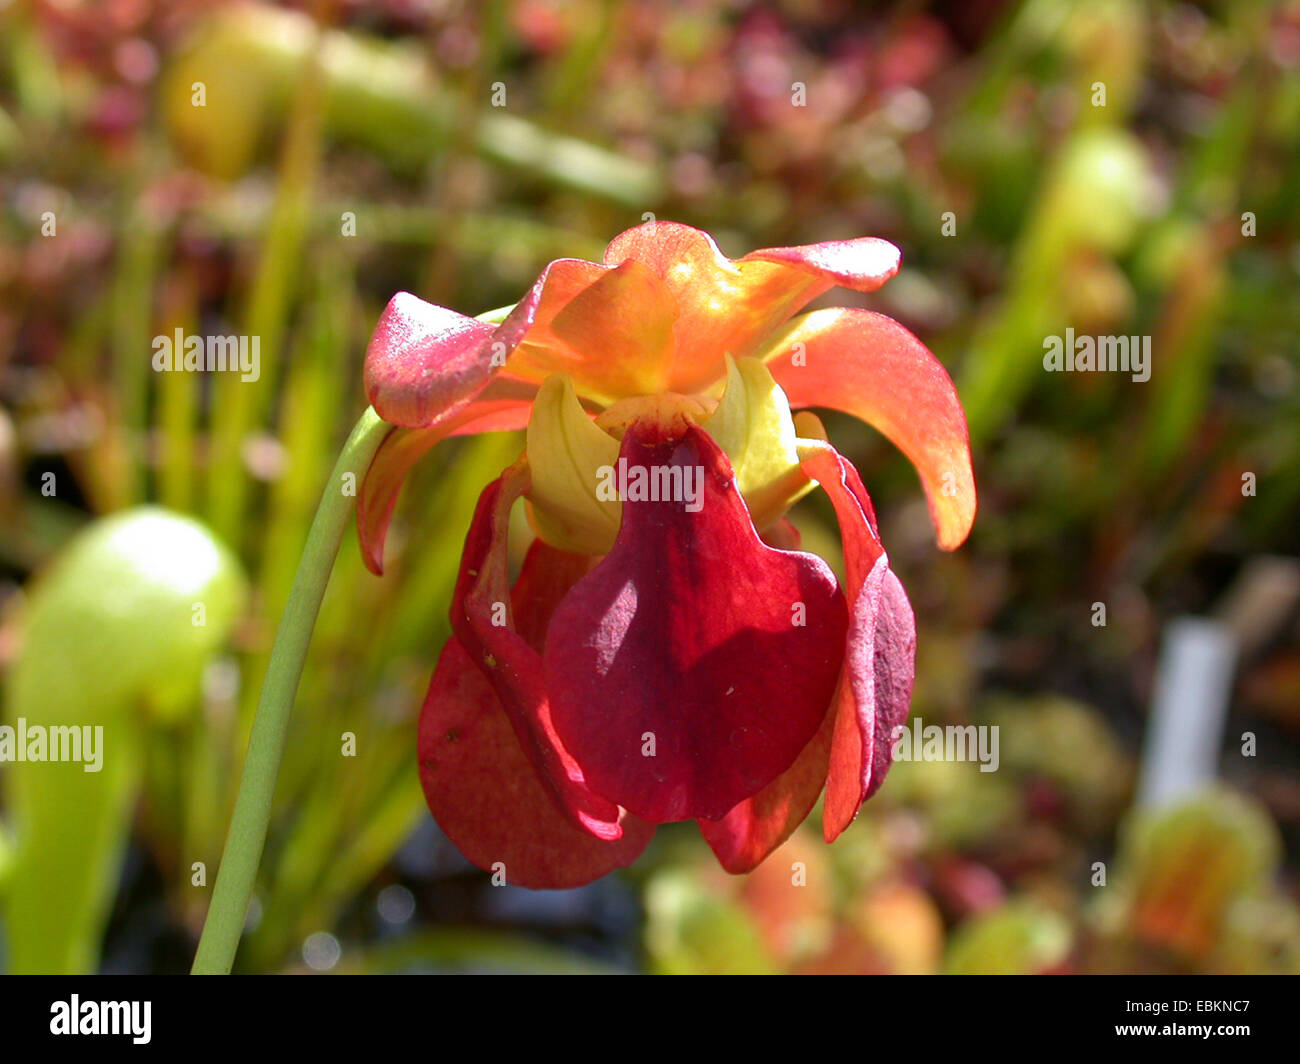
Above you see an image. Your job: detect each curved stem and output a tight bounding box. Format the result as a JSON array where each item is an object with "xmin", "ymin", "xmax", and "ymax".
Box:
[{"xmin": 192, "ymin": 407, "xmax": 391, "ymax": 974}]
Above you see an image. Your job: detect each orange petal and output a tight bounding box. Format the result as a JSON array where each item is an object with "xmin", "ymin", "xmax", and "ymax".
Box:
[
  {"xmin": 507, "ymin": 258, "xmax": 678, "ymax": 403},
  {"xmin": 604, "ymin": 221, "xmax": 900, "ymax": 395},
  {"xmin": 761, "ymin": 307, "xmax": 976, "ymax": 550},
  {"xmin": 740, "ymin": 235, "xmax": 901, "ymax": 291}
]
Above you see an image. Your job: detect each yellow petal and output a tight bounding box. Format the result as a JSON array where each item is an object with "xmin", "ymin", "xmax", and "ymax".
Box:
[
  {"xmin": 524, "ymin": 374, "xmax": 622, "ymax": 554},
  {"xmin": 703, "ymin": 356, "xmax": 813, "ymax": 529}
]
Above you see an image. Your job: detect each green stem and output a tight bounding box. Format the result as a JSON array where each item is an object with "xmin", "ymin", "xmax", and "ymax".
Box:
[{"xmin": 192, "ymin": 407, "xmax": 390, "ymax": 974}]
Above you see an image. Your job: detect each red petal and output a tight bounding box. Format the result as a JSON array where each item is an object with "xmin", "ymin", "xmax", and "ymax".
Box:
[
  {"xmin": 356, "ymin": 387, "xmax": 535, "ymax": 576},
  {"xmin": 604, "ymin": 221, "xmax": 899, "ymax": 395},
  {"xmin": 450, "ymin": 462, "xmax": 629, "ymax": 840},
  {"xmin": 543, "ymin": 422, "xmax": 847, "ymax": 823},
  {"xmin": 698, "ymin": 709, "xmax": 833, "ymax": 874},
  {"xmin": 800, "ymin": 445, "xmax": 916, "ymax": 841},
  {"xmin": 761, "ymin": 516, "xmax": 802, "ymax": 551},
  {"xmin": 418, "ymin": 636, "xmax": 654, "ymax": 889},
  {"xmin": 826, "ymin": 557, "xmax": 914, "ymax": 838},
  {"xmin": 763, "ymin": 308, "xmax": 976, "ymax": 550},
  {"xmin": 508, "ymin": 539, "xmax": 595, "ymax": 651}
]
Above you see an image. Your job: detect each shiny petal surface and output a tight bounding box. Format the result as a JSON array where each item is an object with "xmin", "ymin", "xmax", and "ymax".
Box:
[
  {"xmin": 761, "ymin": 307, "xmax": 976, "ymax": 550},
  {"xmin": 449, "ymin": 461, "xmax": 629, "ymax": 840},
  {"xmin": 800, "ymin": 444, "xmax": 916, "ymax": 841},
  {"xmin": 544, "ymin": 422, "xmax": 847, "ymax": 824},
  {"xmin": 604, "ymin": 221, "xmax": 900, "ymax": 394},
  {"xmin": 363, "ymin": 292, "xmax": 537, "ymax": 428},
  {"xmin": 740, "ymin": 236, "xmax": 902, "ymax": 290}
]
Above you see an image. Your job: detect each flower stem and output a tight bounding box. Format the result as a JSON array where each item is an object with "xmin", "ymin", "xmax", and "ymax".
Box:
[{"xmin": 192, "ymin": 407, "xmax": 390, "ymax": 974}]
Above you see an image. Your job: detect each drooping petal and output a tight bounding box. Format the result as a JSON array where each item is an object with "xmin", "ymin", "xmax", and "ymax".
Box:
[
  {"xmin": 508, "ymin": 539, "xmax": 595, "ymax": 650},
  {"xmin": 825, "ymin": 557, "xmax": 914, "ymax": 839},
  {"xmin": 356, "ymin": 386, "xmax": 536, "ymax": 576},
  {"xmin": 544, "ymin": 422, "xmax": 847, "ymax": 824},
  {"xmin": 761, "ymin": 307, "xmax": 976, "ymax": 551},
  {"xmin": 697, "ymin": 709, "xmax": 833, "ymax": 874},
  {"xmin": 740, "ymin": 236, "xmax": 902, "ymax": 291},
  {"xmin": 604, "ymin": 221, "xmax": 900, "ymax": 394},
  {"xmin": 363, "ymin": 292, "xmax": 540, "ymax": 428},
  {"xmin": 450, "ymin": 461, "xmax": 629, "ymax": 840},
  {"xmin": 366, "ymin": 256, "xmax": 678, "ymax": 429},
  {"xmin": 418, "ymin": 537, "xmax": 654, "ymax": 888},
  {"xmin": 799, "ymin": 443, "xmax": 916, "ymax": 841},
  {"xmin": 418, "ymin": 641, "xmax": 654, "ymax": 889}
]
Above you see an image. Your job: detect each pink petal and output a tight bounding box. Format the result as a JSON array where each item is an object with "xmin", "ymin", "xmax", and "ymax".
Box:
[{"xmin": 364, "ymin": 292, "xmax": 538, "ymax": 428}]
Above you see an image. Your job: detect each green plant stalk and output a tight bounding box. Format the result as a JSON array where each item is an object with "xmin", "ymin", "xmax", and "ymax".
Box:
[{"xmin": 192, "ymin": 407, "xmax": 389, "ymax": 974}]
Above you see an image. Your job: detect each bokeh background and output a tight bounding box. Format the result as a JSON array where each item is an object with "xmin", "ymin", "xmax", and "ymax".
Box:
[{"xmin": 2, "ymin": 0, "xmax": 1299, "ymax": 974}]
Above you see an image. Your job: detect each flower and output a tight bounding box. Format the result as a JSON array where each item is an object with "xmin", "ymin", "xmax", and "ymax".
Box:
[{"xmin": 360, "ymin": 221, "xmax": 975, "ymax": 888}]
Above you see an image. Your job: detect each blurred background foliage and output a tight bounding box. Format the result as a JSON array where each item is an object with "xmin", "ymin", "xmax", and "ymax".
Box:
[{"xmin": 0, "ymin": 0, "xmax": 1298, "ymax": 973}]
